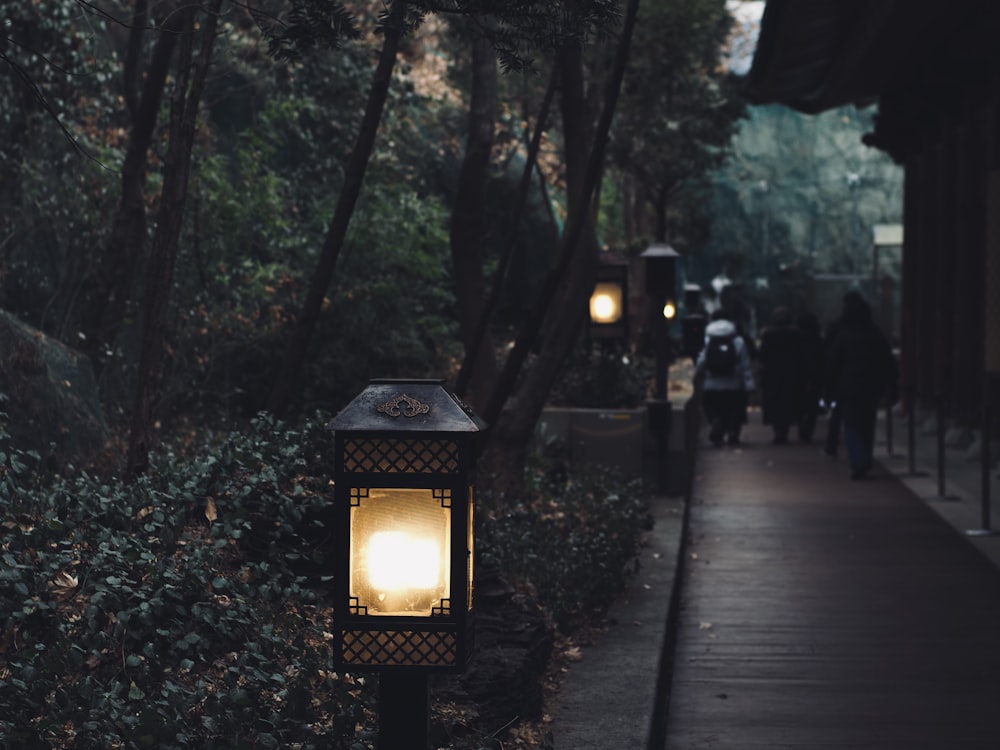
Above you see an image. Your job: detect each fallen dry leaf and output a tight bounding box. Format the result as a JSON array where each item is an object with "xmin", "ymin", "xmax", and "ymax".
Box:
[
  {"xmin": 205, "ymin": 497, "xmax": 218, "ymax": 523},
  {"xmin": 51, "ymin": 571, "xmax": 78, "ymax": 595}
]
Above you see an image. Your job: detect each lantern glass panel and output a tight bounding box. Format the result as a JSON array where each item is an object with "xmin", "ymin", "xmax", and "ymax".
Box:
[
  {"xmin": 589, "ymin": 282, "xmax": 624, "ymax": 324},
  {"xmin": 350, "ymin": 488, "xmax": 451, "ymax": 616}
]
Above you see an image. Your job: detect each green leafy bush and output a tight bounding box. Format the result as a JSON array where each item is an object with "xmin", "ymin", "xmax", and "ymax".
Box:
[
  {"xmin": 0, "ymin": 414, "xmax": 377, "ymax": 749},
  {"xmin": 478, "ymin": 461, "xmax": 650, "ymax": 633},
  {"xmin": 547, "ymin": 344, "xmax": 653, "ymax": 409}
]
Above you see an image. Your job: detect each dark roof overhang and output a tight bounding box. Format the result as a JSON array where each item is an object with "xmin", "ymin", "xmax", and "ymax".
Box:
[{"xmin": 746, "ymin": 0, "xmax": 1000, "ymax": 160}]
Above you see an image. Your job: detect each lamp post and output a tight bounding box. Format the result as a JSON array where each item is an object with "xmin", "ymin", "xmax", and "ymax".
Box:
[
  {"xmin": 327, "ymin": 379, "xmax": 484, "ymax": 750},
  {"xmin": 588, "ymin": 251, "xmax": 629, "ymax": 346},
  {"xmin": 641, "ymin": 244, "xmax": 679, "ymax": 493},
  {"xmin": 680, "ymin": 283, "xmax": 707, "ymax": 361}
]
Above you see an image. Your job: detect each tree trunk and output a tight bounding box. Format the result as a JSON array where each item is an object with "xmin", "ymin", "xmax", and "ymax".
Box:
[
  {"xmin": 80, "ymin": 0, "xmax": 183, "ymax": 376},
  {"xmin": 454, "ymin": 59, "xmax": 559, "ymax": 408},
  {"xmin": 265, "ymin": 0, "xmax": 408, "ymax": 417},
  {"xmin": 450, "ymin": 29, "xmax": 500, "ymax": 414},
  {"xmin": 654, "ymin": 186, "xmax": 668, "ymax": 242},
  {"xmin": 126, "ymin": 0, "xmax": 222, "ymax": 480},
  {"xmin": 481, "ymin": 0, "xmax": 642, "ymax": 491},
  {"xmin": 480, "ymin": 43, "xmax": 598, "ymax": 490}
]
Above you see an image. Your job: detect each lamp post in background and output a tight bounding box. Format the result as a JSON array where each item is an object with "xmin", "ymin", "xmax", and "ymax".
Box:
[
  {"xmin": 680, "ymin": 283, "xmax": 707, "ymax": 361},
  {"xmin": 588, "ymin": 251, "xmax": 630, "ymax": 346},
  {"xmin": 327, "ymin": 379, "xmax": 484, "ymax": 750},
  {"xmin": 588, "ymin": 252, "xmax": 628, "ymax": 343},
  {"xmin": 641, "ymin": 244, "xmax": 679, "ymax": 494}
]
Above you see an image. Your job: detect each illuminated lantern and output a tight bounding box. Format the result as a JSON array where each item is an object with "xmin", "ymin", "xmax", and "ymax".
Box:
[
  {"xmin": 589, "ymin": 252, "xmax": 629, "ymax": 342},
  {"xmin": 327, "ymin": 379, "xmax": 483, "ymax": 674}
]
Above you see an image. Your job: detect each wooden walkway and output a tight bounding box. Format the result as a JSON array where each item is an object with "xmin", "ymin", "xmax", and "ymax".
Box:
[{"xmin": 662, "ymin": 421, "xmax": 1000, "ymax": 749}]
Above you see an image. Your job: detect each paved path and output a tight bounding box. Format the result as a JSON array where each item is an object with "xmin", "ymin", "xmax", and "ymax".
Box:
[
  {"xmin": 663, "ymin": 420, "xmax": 1000, "ymax": 749},
  {"xmin": 548, "ymin": 492, "xmax": 686, "ymax": 749}
]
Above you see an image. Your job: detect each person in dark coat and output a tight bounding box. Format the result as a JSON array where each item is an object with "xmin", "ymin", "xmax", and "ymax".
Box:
[
  {"xmin": 796, "ymin": 312, "xmax": 824, "ymax": 443},
  {"xmin": 821, "ymin": 291, "xmax": 863, "ymax": 457},
  {"xmin": 825, "ymin": 293, "xmax": 898, "ymax": 479},
  {"xmin": 758, "ymin": 306, "xmax": 805, "ymax": 444}
]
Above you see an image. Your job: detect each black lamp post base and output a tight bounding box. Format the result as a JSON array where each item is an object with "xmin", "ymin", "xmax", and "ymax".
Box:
[{"xmin": 379, "ymin": 672, "xmax": 429, "ymax": 750}]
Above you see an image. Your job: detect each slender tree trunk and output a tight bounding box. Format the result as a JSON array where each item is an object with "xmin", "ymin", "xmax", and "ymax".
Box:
[
  {"xmin": 265, "ymin": 0, "xmax": 408, "ymax": 417},
  {"xmin": 481, "ymin": 0, "xmax": 643, "ymax": 489},
  {"xmin": 454, "ymin": 63, "xmax": 559, "ymax": 404},
  {"xmin": 450, "ymin": 29, "xmax": 499, "ymax": 413},
  {"xmin": 654, "ymin": 187, "xmax": 668, "ymax": 242},
  {"xmin": 126, "ymin": 0, "xmax": 222, "ymax": 480},
  {"xmin": 80, "ymin": 0, "xmax": 183, "ymax": 375}
]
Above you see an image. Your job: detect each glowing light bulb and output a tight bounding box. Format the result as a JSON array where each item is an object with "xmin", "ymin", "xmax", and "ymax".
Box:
[
  {"xmin": 589, "ymin": 282, "xmax": 623, "ymax": 324},
  {"xmin": 592, "ymin": 293, "xmax": 616, "ymax": 322},
  {"xmin": 367, "ymin": 531, "xmax": 441, "ymax": 591}
]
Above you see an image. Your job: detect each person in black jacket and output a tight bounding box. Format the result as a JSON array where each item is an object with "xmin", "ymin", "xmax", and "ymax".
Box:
[
  {"xmin": 758, "ymin": 306, "xmax": 804, "ymax": 444},
  {"xmin": 825, "ymin": 293, "xmax": 898, "ymax": 479}
]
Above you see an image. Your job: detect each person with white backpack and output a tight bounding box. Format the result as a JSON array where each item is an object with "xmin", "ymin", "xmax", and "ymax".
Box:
[{"xmin": 695, "ymin": 309, "xmax": 756, "ymax": 446}]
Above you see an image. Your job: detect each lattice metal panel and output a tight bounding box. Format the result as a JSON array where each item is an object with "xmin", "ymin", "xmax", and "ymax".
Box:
[
  {"xmin": 343, "ymin": 438, "xmax": 459, "ymax": 473},
  {"xmin": 342, "ymin": 630, "xmax": 458, "ymax": 667}
]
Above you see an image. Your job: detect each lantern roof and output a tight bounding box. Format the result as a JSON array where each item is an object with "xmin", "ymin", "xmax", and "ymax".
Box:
[
  {"xmin": 327, "ymin": 379, "xmax": 486, "ymax": 434},
  {"xmin": 641, "ymin": 243, "xmax": 679, "ymax": 260}
]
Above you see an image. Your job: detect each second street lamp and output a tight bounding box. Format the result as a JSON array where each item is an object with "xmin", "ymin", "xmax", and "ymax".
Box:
[{"xmin": 641, "ymin": 243, "xmax": 679, "ymax": 493}]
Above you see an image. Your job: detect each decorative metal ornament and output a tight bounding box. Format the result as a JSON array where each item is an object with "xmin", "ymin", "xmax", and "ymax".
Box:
[{"xmin": 377, "ymin": 394, "xmax": 431, "ymax": 418}]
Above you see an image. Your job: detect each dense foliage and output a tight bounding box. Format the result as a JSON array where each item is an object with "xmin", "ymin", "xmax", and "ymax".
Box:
[
  {"xmin": 0, "ymin": 411, "xmax": 650, "ymax": 748},
  {"xmin": 480, "ymin": 463, "xmax": 649, "ymax": 633},
  {"xmin": 1, "ymin": 0, "xmax": 465, "ymax": 422},
  {"xmin": 547, "ymin": 344, "xmax": 652, "ymax": 409},
  {"xmin": 606, "ymin": 0, "xmax": 745, "ymax": 248},
  {"xmin": 0, "ymin": 414, "xmax": 357, "ymax": 749}
]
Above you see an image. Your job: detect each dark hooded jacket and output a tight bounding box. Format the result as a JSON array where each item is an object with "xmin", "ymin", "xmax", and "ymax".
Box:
[
  {"xmin": 825, "ymin": 297, "xmax": 897, "ymax": 424},
  {"xmin": 758, "ymin": 307, "xmax": 804, "ymax": 427}
]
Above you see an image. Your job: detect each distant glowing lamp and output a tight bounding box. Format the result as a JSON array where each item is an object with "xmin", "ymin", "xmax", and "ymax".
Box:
[
  {"xmin": 589, "ymin": 252, "xmax": 629, "ymax": 341},
  {"xmin": 662, "ymin": 301, "xmax": 677, "ymax": 320},
  {"xmin": 590, "ymin": 283, "xmax": 624, "ymax": 324}
]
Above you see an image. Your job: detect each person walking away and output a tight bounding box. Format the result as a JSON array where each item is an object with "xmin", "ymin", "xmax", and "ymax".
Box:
[
  {"xmin": 825, "ymin": 294, "xmax": 898, "ymax": 479},
  {"xmin": 696, "ymin": 310, "xmax": 755, "ymax": 446},
  {"xmin": 796, "ymin": 312, "xmax": 825, "ymax": 443},
  {"xmin": 758, "ymin": 306, "xmax": 804, "ymax": 444},
  {"xmin": 821, "ymin": 292, "xmax": 868, "ymax": 457},
  {"xmin": 824, "ymin": 290, "xmax": 873, "ymax": 458}
]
